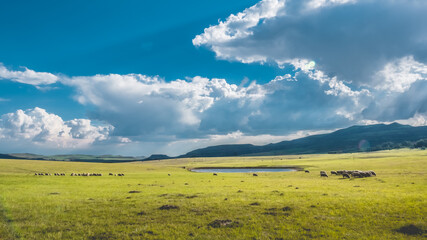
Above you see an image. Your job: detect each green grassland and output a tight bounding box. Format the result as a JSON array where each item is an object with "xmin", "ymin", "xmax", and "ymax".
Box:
[{"xmin": 0, "ymin": 149, "xmax": 426, "ymax": 239}]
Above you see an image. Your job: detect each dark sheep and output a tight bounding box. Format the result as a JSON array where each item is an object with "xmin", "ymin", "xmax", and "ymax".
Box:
[
  {"xmin": 343, "ymin": 173, "xmax": 350, "ymax": 178},
  {"xmin": 369, "ymin": 170, "xmax": 376, "ymax": 176},
  {"xmin": 331, "ymin": 171, "xmax": 337, "ymax": 175},
  {"xmin": 109, "ymin": 173, "xmax": 113, "ymax": 176},
  {"xmin": 253, "ymin": 173, "xmax": 258, "ymax": 177},
  {"xmin": 213, "ymin": 173, "xmax": 217, "ymax": 176},
  {"xmin": 305, "ymin": 170, "xmax": 310, "ymax": 173},
  {"xmin": 351, "ymin": 172, "xmax": 362, "ymax": 178},
  {"xmin": 320, "ymin": 172, "xmax": 328, "ymax": 177}
]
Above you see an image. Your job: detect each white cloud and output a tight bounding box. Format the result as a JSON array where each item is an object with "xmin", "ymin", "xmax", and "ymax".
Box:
[
  {"xmin": 61, "ymin": 74, "xmax": 265, "ymax": 137},
  {"xmin": 193, "ymin": 0, "xmax": 285, "ymax": 47},
  {"xmin": 396, "ymin": 113, "xmax": 427, "ymax": 127},
  {"xmin": 194, "ymin": 0, "xmax": 427, "ymax": 85},
  {"xmin": 0, "ymin": 64, "xmax": 59, "ymax": 85},
  {"xmin": 374, "ymin": 56, "xmax": 427, "ymax": 93},
  {"xmin": 0, "ymin": 107, "xmax": 112, "ymax": 149}
]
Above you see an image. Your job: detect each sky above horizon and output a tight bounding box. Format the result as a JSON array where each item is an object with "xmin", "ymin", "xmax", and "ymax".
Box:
[{"xmin": 0, "ymin": 0, "xmax": 426, "ymax": 156}]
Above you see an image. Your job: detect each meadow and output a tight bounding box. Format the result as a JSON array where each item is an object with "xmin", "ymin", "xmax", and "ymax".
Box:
[{"xmin": 0, "ymin": 149, "xmax": 425, "ymax": 239}]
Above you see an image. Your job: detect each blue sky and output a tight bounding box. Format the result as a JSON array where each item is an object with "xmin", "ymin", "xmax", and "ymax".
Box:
[{"xmin": 0, "ymin": 0, "xmax": 426, "ymax": 156}]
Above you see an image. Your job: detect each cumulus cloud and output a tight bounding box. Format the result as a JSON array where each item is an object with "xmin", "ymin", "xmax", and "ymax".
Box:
[
  {"xmin": 0, "ymin": 63, "xmax": 59, "ymax": 85},
  {"xmin": 0, "ymin": 107, "xmax": 112, "ymax": 150},
  {"xmin": 55, "ymin": 68, "xmax": 371, "ymax": 140},
  {"xmin": 194, "ymin": 0, "xmax": 427, "ymax": 85},
  {"xmin": 61, "ymin": 74, "xmax": 265, "ymax": 138},
  {"xmin": 373, "ymin": 56, "xmax": 427, "ymax": 93}
]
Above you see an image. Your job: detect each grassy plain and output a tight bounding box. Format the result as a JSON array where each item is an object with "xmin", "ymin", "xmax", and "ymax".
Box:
[{"xmin": 0, "ymin": 149, "xmax": 426, "ymax": 239}]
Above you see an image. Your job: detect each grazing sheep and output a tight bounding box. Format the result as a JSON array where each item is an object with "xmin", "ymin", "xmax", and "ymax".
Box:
[
  {"xmin": 343, "ymin": 173, "xmax": 350, "ymax": 178},
  {"xmin": 168, "ymin": 174, "xmax": 171, "ymax": 176},
  {"xmin": 351, "ymin": 172, "xmax": 362, "ymax": 178},
  {"xmin": 369, "ymin": 170, "xmax": 376, "ymax": 176},
  {"xmin": 331, "ymin": 171, "xmax": 337, "ymax": 175},
  {"xmin": 305, "ymin": 170, "xmax": 310, "ymax": 173},
  {"xmin": 109, "ymin": 173, "xmax": 113, "ymax": 176},
  {"xmin": 213, "ymin": 173, "xmax": 217, "ymax": 176},
  {"xmin": 253, "ymin": 173, "xmax": 258, "ymax": 177},
  {"xmin": 320, "ymin": 171, "xmax": 328, "ymax": 177}
]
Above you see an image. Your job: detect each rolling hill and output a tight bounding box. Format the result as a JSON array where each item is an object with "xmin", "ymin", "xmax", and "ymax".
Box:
[{"xmin": 180, "ymin": 123, "xmax": 427, "ymax": 158}]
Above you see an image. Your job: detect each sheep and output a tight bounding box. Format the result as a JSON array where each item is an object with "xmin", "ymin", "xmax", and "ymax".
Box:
[
  {"xmin": 331, "ymin": 171, "xmax": 337, "ymax": 175},
  {"xmin": 343, "ymin": 173, "xmax": 350, "ymax": 178},
  {"xmin": 168, "ymin": 174, "xmax": 171, "ymax": 176},
  {"xmin": 305, "ymin": 170, "xmax": 310, "ymax": 173},
  {"xmin": 369, "ymin": 170, "xmax": 376, "ymax": 176},
  {"xmin": 213, "ymin": 173, "xmax": 217, "ymax": 176},
  {"xmin": 351, "ymin": 172, "xmax": 362, "ymax": 178},
  {"xmin": 320, "ymin": 172, "xmax": 328, "ymax": 177},
  {"xmin": 253, "ymin": 173, "xmax": 258, "ymax": 177},
  {"xmin": 109, "ymin": 173, "xmax": 113, "ymax": 176}
]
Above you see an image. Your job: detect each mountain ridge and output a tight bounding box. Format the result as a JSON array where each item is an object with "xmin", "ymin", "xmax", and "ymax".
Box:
[{"xmin": 179, "ymin": 123, "xmax": 427, "ymax": 158}]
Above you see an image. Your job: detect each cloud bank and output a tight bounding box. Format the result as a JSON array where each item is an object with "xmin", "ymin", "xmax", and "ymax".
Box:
[
  {"xmin": 0, "ymin": 107, "xmax": 112, "ymax": 152},
  {"xmin": 0, "ymin": 64, "xmax": 59, "ymax": 85},
  {"xmin": 194, "ymin": 0, "xmax": 427, "ymax": 85}
]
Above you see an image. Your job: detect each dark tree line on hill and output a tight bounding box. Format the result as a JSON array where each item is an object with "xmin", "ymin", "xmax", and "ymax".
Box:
[{"xmin": 371, "ymin": 139, "xmax": 427, "ymax": 151}]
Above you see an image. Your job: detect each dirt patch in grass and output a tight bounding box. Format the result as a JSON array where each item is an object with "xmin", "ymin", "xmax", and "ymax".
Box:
[
  {"xmin": 396, "ymin": 224, "xmax": 425, "ymax": 236},
  {"xmin": 159, "ymin": 205, "xmax": 179, "ymax": 210},
  {"xmin": 208, "ymin": 219, "xmax": 241, "ymax": 228}
]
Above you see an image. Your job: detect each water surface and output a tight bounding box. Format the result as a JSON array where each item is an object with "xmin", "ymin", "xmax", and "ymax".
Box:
[{"xmin": 190, "ymin": 168, "xmax": 296, "ymax": 173}]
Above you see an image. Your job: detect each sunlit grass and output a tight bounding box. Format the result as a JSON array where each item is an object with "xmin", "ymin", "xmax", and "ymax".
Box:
[{"xmin": 0, "ymin": 149, "xmax": 426, "ymax": 239}]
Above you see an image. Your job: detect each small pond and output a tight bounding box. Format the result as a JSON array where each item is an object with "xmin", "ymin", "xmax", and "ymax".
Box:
[{"xmin": 190, "ymin": 167, "xmax": 297, "ymax": 173}]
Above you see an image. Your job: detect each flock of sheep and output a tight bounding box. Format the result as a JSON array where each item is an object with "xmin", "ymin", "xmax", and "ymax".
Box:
[
  {"xmin": 35, "ymin": 173, "xmax": 125, "ymax": 176},
  {"xmin": 35, "ymin": 170, "xmax": 376, "ymax": 179},
  {"xmin": 71, "ymin": 173, "xmax": 103, "ymax": 176},
  {"xmin": 317, "ymin": 170, "xmax": 376, "ymax": 178}
]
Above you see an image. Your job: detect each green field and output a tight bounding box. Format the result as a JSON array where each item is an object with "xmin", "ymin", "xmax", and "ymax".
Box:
[{"xmin": 0, "ymin": 149, "xmax": 426, "ymax": 239}]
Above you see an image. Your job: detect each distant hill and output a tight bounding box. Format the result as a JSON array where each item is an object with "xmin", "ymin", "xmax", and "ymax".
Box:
[
  {"xmin": 180, "ymin": 123, "xmax": 427, "ymax": 158},
  {"xmin": 144, "ymin": 154, "xmax": 172, "ymax": 161},
  {"xmin": 0, "ymin": 154, "xmax": 146, "ymax": 163}
]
